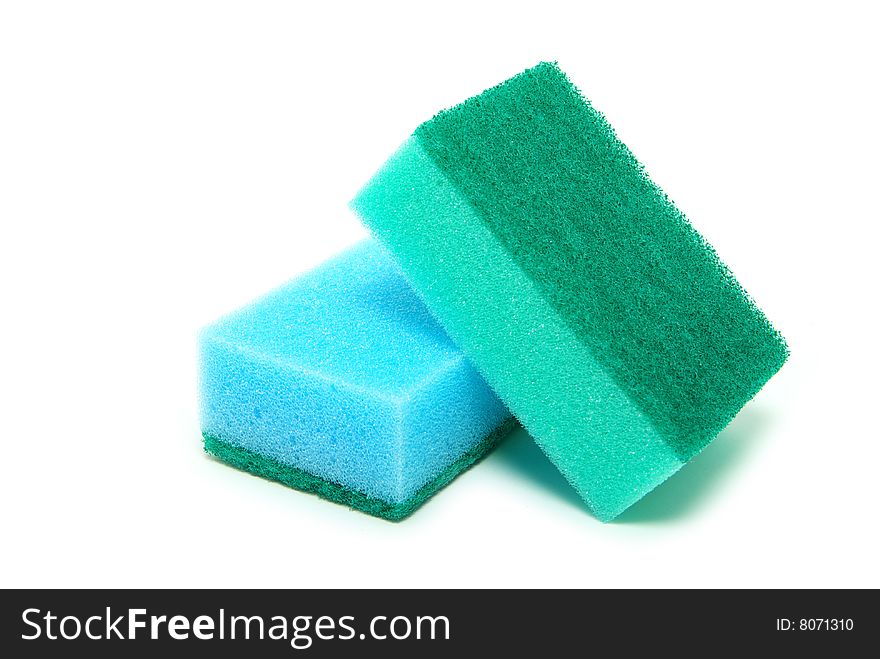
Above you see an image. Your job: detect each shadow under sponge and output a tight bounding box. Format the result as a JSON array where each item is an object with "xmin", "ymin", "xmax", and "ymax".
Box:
[
  {"xmin": 199, "ymin": 240, "xmax": 512, "ymax": 520},
  {"xmin": 351, "ymin": 62, "xmax": 788, "ymax": 521}
]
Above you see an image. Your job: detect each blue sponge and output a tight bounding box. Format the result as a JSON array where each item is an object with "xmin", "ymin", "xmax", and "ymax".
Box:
[{"xmin": 199, "ymin": 240, "xmax": 512, "ymax": 519}]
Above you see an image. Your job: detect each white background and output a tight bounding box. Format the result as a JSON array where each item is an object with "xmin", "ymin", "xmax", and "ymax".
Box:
[{"xmin": 1, "ymin": 1, "xmax": 877, "ymax": 588}]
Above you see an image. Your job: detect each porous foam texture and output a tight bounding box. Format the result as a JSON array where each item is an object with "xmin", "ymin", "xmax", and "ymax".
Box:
[
  {"xmin": 199, "ymin": 240, "xmax": 512, "ymax": 520},
  {"xmin": 351, "ymin": 61, "xmax": 789, "ymax": 521}
]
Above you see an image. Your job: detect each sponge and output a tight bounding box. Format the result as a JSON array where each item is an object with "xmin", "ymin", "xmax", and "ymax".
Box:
[
  {"xmin": 199, "ymin": 240, "xmax": 513, "ymax": 520},
  {"xmin": 351, "ymin": 62, "xmax": 788, "ymax": 521}
]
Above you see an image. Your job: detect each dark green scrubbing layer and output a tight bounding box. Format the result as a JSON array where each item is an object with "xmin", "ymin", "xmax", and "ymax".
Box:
[
  {"xmin": 204, "ymin": 419, "xmax": 516, "ymax": 522},
  {"xmin": 352, "ymin": 62, "xmax": 789, "ymax": 521}
]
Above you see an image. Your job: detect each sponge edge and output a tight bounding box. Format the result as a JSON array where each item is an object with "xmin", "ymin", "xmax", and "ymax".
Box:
[
  {"xmin": 199, "ymin": 240, "xmax": 512, "ymax": 519},
  {"xmin": 204, "ymin": 419, "xmax": 515, "ymax": 522},
  {"xmin": 351, "ymin": 62, "xmax": 788, "ymax": 520}
]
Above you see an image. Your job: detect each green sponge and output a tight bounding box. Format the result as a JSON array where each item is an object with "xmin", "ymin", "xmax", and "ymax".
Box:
[{"xmin": 351, "ymin": 62, "xmax": 788, "ymax": 521}]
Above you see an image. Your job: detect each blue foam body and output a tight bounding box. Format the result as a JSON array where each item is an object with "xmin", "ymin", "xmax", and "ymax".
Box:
[{"xmin": 199, "ymin": 240, "xmax": 511, "ymax": 504}]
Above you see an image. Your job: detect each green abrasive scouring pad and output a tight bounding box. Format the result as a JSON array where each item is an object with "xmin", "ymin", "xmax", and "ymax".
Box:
[
  {"xmin": 202, "ymin": 422, "xmax": 514, "ymax": 521},
  {"xmin": 351, "ymin": 62, "xmax": 788, "ymax": 521}
]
